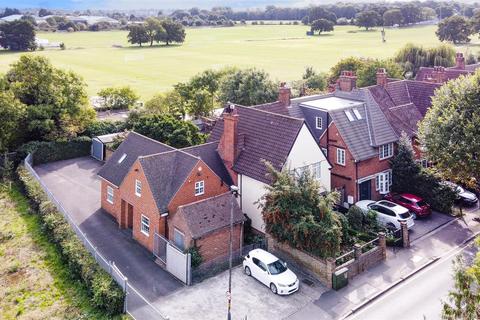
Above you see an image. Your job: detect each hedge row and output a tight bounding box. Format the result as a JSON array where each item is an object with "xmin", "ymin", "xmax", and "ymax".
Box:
[
  {"xmin": 17, "ymin": 165, "xmax": 125, "ymax": 316},
  {"xmin": 17, "ymin": 136, "xmax": 92, "ymax": 165}
]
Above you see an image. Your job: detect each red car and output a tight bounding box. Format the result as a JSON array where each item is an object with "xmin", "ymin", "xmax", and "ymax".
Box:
[{"xmin": 384, "ymin": 193, "xmax": 432, "ymax": 219}]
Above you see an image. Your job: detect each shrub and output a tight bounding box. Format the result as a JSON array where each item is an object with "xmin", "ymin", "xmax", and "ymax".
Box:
[
  {"xmin": 81, "ymin": 120, "xmax": 126, "ymax": 137},
  {"xmin": 17, "ymin": 137, "xmax": 92, "ymax": 165},
  {"xmin": 17, "ymin": 166, "xmax": 125, "ymax": 315},
  {"xmin": 346, "ymin": 205, "xmax": 364, "ymax": 231},
  {"xmin": 187, "ymin": 245, "xmax": 203, "ymax": 268}
]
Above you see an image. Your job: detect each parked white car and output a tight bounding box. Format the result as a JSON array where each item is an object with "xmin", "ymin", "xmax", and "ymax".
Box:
[
  {"xmin": 243, "ymin": 249, "xmax": 299, "ymax": 295},
  {"xmin": 355, "ymin": 200, "xmax": 415, "ymax": 230}
]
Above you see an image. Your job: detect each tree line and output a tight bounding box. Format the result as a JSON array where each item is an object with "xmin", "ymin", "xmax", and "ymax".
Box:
[{"xmin": 127, "ymin": 18, "xmax": 185, "ymax": 46}]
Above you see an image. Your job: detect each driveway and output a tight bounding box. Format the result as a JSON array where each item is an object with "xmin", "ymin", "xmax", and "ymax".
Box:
[
  {"xmin": 35, "ymin": 157, "xmax": 183, "ymax": 301},
  {"xmin": 409, "ymin": 211, "xmax": 456, "ymax": 242}
]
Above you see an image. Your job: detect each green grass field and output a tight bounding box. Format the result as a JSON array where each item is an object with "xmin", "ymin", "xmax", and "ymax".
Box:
[{"xmin": 0, "ymin": 25, "xmax": 475, "ymax": 99}]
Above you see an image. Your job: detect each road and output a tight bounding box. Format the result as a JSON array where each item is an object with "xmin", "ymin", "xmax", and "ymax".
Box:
[{"xmin": 347, "ymin": 239, "xmax": 477, "ymax": 320}]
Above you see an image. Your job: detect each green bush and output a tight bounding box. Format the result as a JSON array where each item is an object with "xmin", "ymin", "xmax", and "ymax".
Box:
[
  {"xmin": 81, "ymin": 120, "xmax": 126, "ymax": 137},
  {"xmin": 346, "ymin": 205, "xmax": 364, "ymax": 231},
  {"xmin": 186, "ymin": 245, "xmax": 203, "ymax": 269},
  {"xmin": 17, "ymin": 166, "xmax": 125, "ymax": 316},
  {"xmin": 17, "ymin": 136, "xmax": 92, "ymax": 165}
]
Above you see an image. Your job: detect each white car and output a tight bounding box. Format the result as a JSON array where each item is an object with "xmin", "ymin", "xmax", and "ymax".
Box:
[
  {"xmin": 355, "ymin": 200, "xmax": 415, "ymax": 230},
  {"xmin": 243, "ymin": 249, "xmax": 299, "ymax": 295}
]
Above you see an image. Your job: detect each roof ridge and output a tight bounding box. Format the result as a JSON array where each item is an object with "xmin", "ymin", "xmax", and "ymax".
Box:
[
  {"xmin": 181, "ymin": 140, "xmax": 220, "ymax": 150},
  {"xmin": 139, "ymin": 149, "xmax": 184, "ymax": 160},
  {"xmin": 177, "ymin": 192, "xmax": 231, "ymax": 210},
  {"xmin": 234, "ymin": 104, "xmax": 305, "ymax": 123},
  {"xmin": 129, "ymin": 131, "xmax": 175, "ymax": 149}
]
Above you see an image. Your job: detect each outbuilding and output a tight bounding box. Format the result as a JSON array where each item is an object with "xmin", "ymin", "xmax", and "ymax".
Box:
[{"xmin": 91, "ymin": 132, "xmax": 124, "ymax": 161}]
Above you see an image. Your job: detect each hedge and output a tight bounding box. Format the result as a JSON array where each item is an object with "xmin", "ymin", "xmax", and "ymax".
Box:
[
  {"xmin": 17, "ymin": 136, "xmax": 92, "ymax": 165},
  {"xmin": 17, "ymin": 165, "xmax": 125, "ymax": 316}
]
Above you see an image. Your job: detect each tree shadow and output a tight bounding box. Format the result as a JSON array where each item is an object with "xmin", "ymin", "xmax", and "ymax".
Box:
[
  {"xmin": 120, "ymin": 43, "xmax": 183, "ymax": 50},
  {"xmin": 310, "ymin": 33, "xmax": 334, "ymax": 37}
]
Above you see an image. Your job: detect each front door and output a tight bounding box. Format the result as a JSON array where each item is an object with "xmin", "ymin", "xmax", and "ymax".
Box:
[
  {"xmin": 359, "ymin": 180, "xmax": 372, "ymax": 200},
  {"xmin": 127, "ymin": 203, "xmax": 133, "ymax": 229}
]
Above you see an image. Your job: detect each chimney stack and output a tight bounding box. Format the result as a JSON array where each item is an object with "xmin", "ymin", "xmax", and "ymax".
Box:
[
  {"xmin": 338, "ymin": 71, "xmax": 357, "ymax": 92},
  {"xmin": 455, "ymin": 52, "xmax": 465, "ymax": 70},
  {"xmin": 219, "ymin": 105, "xmax": 239, "ymax": 183},
  {"xmin": 278, "ymin": 82, "xmax": 291, "ymax": 106},
  {"xmin": 376, "ymin": 68, "xmax": 388, "ymax": 86},
  {"xmin": 431, "ymin": 66, "xmax": 447, "ymax": 84}
]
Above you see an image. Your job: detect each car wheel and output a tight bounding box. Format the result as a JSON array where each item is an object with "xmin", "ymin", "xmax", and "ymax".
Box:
[
  {"xmin": 386, "ymin": 223, "xmax": 396, "ymax": 231},
  {"xmin": 270, "ymin": 283, "xmax": 278, "ymax": 294},
  {"xmin": 245, "ymin": 266, "xmax": 251, "ymax": 276}
]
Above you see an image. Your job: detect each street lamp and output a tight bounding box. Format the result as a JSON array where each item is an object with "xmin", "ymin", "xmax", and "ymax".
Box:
[{"xmin": 227, "ymin": 185, "xmax": 239, "ymax": 320}]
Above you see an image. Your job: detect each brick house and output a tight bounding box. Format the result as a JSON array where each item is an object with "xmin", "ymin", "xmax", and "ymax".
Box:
[
  {"xmin": 415, "ymin": 52, "xmax": 480, "ymax": 83},
  {"xmin": 209, "ymin": 103, "xmax": 331, "ymax": 232},
  {"xmin": 254, "ymin": 71, "xmax": 446, "ymax": 206},
  {"xmin": 98, "ymin": 132, "xmax": 240, "ymax": 261}
]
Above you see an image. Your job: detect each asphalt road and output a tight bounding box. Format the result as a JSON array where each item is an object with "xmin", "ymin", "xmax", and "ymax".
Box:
[{"xmin": 347, "ymin": 239, "xmax": 478, "ymax": 320}]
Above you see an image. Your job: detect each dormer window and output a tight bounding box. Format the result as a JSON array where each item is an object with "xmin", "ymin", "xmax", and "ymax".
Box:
[
  {"xmin": 118, "ymin": 153, "xmax": 127, "ymax": 164},
  {"xmin": 315, "ymin": 117, "xmax": 323, "ymax": 129}
]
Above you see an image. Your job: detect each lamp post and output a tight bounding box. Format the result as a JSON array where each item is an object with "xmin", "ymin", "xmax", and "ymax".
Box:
[{"xmin": 227, "ymin": 185, "xmax": 239, "ymax": 320}]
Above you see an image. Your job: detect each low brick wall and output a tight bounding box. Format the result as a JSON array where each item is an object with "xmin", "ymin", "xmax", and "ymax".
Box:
[{"xmin": 266, "ymin": 234, "xmax": 335, "ymax": 288}]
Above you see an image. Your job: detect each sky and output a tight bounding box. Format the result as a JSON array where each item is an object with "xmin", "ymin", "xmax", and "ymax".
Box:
[{"xmin": 0, "ymin": 0, "xmax": 420, "ymax": 10}]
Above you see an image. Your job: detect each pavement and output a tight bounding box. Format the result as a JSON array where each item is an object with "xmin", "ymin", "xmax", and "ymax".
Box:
[{"xmin": 34, "ymin": 157, "xmax": 183, "ymax": 302}]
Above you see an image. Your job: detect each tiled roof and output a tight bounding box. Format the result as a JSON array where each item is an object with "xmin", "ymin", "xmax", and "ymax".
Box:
[
  {"xmin": 209, "ymin": 105, "xmax": 304, "ymax": 184},
  {"xmin": 98, "ymin": 132, "xmax": 174, "ymax": 187},
  {"xmin": 139, "ymin": 150, "xmax": 199, "ymax": 213},
  {"xmin": 178, "ymin": 193, "xmax": 245, "ymax": 239},
  {"xmin": 415, "ymin": 65, "xmax": 476, "ymax": 82},
  {"xmin": 182, "ymin": 141, "xmax": 233, "ymax": 186}
]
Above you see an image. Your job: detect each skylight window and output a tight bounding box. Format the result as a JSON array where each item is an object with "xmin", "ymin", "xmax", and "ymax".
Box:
[
  {"xmin": 344, "ymin": 110, "xmax": 355, "ymax": 122},
  {"xmin": 353, "ymin": 108, "xmax": 362, "ymax": 120},
  {"xmin": 118, "ymin": 153, "xmax": 127, "ymax": 164}
]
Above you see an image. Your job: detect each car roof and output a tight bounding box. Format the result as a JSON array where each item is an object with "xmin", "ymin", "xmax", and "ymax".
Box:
[
  {"xmin": 377, "ymin": 200, "xmax": 408, "ymax": 213},
  {"xmin": 400, "ymin": 193, "xmax": 422, "ymax": 202},
  {"xmin": 249, "ymin": 249, "xmax": 279, "ymax": 264}
]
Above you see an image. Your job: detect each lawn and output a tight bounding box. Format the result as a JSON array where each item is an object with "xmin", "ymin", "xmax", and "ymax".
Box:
[
  {"xmin": 0, "ymin": 24, "xmax": 474, "ymax": 100},
  {"xmin": 0, "ymin": 184, "xmax": 126, "ymax": 319}
]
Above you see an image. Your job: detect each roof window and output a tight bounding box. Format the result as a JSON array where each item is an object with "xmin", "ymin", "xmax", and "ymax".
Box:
[
  {"xmin": 344, "ymin": 110, "xmax": 355, "ymax": 121},
  {"xmin": 353, "ymin": 108, "xmax": 362, "ymax": 120},
  {"xmin": 118, "ymin": 153, "xmax": 127, "ymax": 164}
]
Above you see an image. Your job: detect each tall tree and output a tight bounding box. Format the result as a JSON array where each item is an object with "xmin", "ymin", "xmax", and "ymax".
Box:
[
  {"xmin": 0, "ymin": 20, "xmax": 36, "ymax": 51},
  {"xmin": 144, "ymin": 17, "xmax": 165, "ymax": 47},
  {"xmin": 329, "ymin": 56, "xmax": 366, "ymax": 82},
  {"xmin": 97, "ymin": 87, "xmax": 139, "ymax": 110},
  {"xmin": 0, "ymin": 90, "xmax": 26, "ymax": 152},
  {"xmin": 400, "ymin": 3, "xmax": 422, "ymax": 24},
  {"xmin": 356, "ymin": 59, "xmax": 403, "ymax": 87},
  {"xmin": 394, "ymin": 43, "xmax": 455, "ymax": 77},
  {"xmin": 355, "ymin": 10, "xmax": 381, "ymax": 30},
  {"xmin": 419, "ymin": 71, "xmax": 480, "ymax": 184},
  {"xmin": 310, "ymin": 19, "xmax": 334, "ymax": 34},
  {"xmin": 383, "ymin": 9, "xmax": 404, "ymax": 26},
  {"xmin": 436, "ymin": 16, "xmax": 473, "ymax": 44},
  {"xmin": 127, "ymin": 24, "xmax": 149, "ymax": 47},
  {"xmin": 5, "ymin": 55, "xmax": 95, "ymax": 141},
  {"xmin": 307, "ymin": 7, "xmax": 337, "ymax": 24},
  {"xmin": 218, "ymin": 68, "xmax": 277, "ymax": 106},
  {"xmin": 158, "ymin": 19, "xmax": 186, "ymax": 45}
]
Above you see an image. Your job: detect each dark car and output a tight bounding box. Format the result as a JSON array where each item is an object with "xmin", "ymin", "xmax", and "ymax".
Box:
[
  {"xmin": 384, "ymin": 193, "xmax": 432, "ymax": 219},
  {"xmin": 442, "ymin": 182, "xmax": 479, "ymax": 206}
]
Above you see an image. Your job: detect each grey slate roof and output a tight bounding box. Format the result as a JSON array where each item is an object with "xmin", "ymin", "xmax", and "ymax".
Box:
[
  {"xmin": 177, "ymin": 193, "xmax": 245, "ymax": 239},
  {"xmin": 208, "ymin": 105, "xmax": 304, "ymax": 184},
  {"xmin": 139, "ymin": 150, "xmax": 199, "ymax": 213},
  {"xmin": 98, "ymin": 132, "xmax": 174, "ymax": 187},
  {"xmin": 182, "ymin": 141, "xmax": 233, "ymax": 186}
]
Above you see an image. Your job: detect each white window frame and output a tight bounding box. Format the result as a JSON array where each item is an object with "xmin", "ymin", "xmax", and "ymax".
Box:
[
  {"xmin": 375, "ymin": 171, "xmax": 391, "ymax": 194},
  {"xmin": 379, "ymin": 143, "xmax": 394, "ymax": 160},
  {"xmin": 315, "ymin": 116, "xmax": 323, "ymax": 129},
  {"xmin": 336, "ymin": 148, "xmax": 346, "ymax": 166},
  {"xmin": 345, "ymin": 110, "xmax": 355, "ymax": 121},
  {"xmin": 311, "ymin": 162, "xmax": 321, "ymax": 180},
  {"xmin": 135, "ymin": 179, "xmax": 142, "ymax": 197},
  {"xmin": 352, "ymin": 108, "xmax": 362, "ymax": 120},
  {"xmin": 195, "ymin": 180, "xmax": 205, "ymax": 196},
  {"xmin": 106, "ymin": 185, "xmax": 114, "ymax": 204},
  {"xmin": 140, "ymin": 215, "xmax": 150, "ymax": 236}
]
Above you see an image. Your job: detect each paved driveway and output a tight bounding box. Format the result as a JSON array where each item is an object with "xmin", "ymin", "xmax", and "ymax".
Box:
[
  {"xmin": 35, "ymin": 157, "xmax": 183, "ymax": 301},
  {"xmin": 409, "ymin": 211, "xmax": 456, "ymax": 242}
]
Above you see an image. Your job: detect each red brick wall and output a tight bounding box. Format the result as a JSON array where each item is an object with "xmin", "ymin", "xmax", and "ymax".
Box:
[
  {"xmin": 119, "ymin": 160, "xmax": 162, "ymax": 252},
  {"xmin": 100, "ymin": 180, "xmax": 120, "ymax": 221},
  {"xmin": 196, "ymin": 224, "xmax": 243, "ymax": 262},
  {"xmin": 167, "ymin": 160, "xmax": 229, "ymax": 214},
  {"xmin": 320, "ymin": 122, "xmax": 393, "ymax": 203}
]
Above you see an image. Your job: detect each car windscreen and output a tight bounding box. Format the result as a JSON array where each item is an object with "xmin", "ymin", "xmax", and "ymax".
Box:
[
  {"xmin": 398, "ymin": 211, "xmax": 411, "ymax": 219},
  {"xmin": 268, "ymin": 259, "xmax": 287, "ymax": 275},
  {"xmin": 417, "ymin": 200, "xmax": 427, "ymax": 207}
]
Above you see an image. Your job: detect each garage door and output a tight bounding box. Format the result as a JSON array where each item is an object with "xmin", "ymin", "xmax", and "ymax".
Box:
[{"xmin": 91, "ymin": 138, "xmax": 104, "ymax": 161}]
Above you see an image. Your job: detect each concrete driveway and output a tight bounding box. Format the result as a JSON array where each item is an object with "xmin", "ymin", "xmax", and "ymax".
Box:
[
  {"xmin": 35, "ymin": 157, "xmax": 183, "ymax": 301},
  {"xmin": 409, "ymin": 211, "xmax": 456, "ymax": 242}
]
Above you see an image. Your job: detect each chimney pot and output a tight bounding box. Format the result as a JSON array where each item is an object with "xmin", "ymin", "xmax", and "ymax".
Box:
[
  {"xmin": 338, "ymin": 70, "xmax": 357, "ymax": 92},
  {"xmin": 376, "ymin": 68, "xmax": 387, "ymax": 86},
  {"xmin": 278, "ymin": 82, "xmax": 291, "ymax": 106}
]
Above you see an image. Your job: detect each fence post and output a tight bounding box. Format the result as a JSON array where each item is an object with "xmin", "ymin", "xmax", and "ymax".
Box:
[
  {"xmin": 378, "ymin": 232, "xmax": 386, "ymax": 260},
  {"xmin": 354, "ymin": 243, "xmax": 362, "ymax": 260},
  {"xmin": 186, "ymin": 253, "xmax": 192, "ymax": 286},
  {"xmin": 326, "ymin": 257, "xmax": 335, "ymax": 289},
  {"xmin": 401, "ymin": 221, "xmax": 410, "ymax": 248}
]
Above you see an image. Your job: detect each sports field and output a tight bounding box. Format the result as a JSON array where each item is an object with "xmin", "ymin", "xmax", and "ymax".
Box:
[{"xmin": 0, "ymin": 24, "xmax": 471, "ymax": 99}]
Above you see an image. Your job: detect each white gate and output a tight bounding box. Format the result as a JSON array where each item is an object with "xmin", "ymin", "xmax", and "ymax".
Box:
[
  {"xmin": 166, "ymin": 244, "xmax": 191, "ymax": 285},
  {"xmin": 154, "ymin": 232, "xmax": 191, "ymax": 285}
]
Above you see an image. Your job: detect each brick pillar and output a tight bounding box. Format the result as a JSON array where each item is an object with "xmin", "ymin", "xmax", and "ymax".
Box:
[
  {"xmin": 401, "ymin": 221, "xmax": 410, "ymax": 248},
  {"xmin": 378, "ymin": 232, "xmax": 386, "ymax": 260},
  {"xmin": 338, "ymin": 71, "xmax": 357, "ymax": 92},
  {"xmin": 354, "ymin": 243, "xmax": 362, "ymax": 259},
  {"xmin": 278, "ymin": 82, "xmax": 291, "ymax": 106},
  {"xmin": 376, "ymin": 68, "xmax": 388, "ymax": 86},
  {"xmin": 326, "ymin": 257, "xmax": 336, "ymax": 289},
  {"xmin": 456, "ymin": 52, "xmax": 465, "ymax": 70}
]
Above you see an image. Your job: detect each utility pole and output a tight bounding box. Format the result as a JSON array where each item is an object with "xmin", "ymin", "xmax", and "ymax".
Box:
[{"xmin": 227, "ymin": 185, "xmax": 239, "ymax": 320}]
